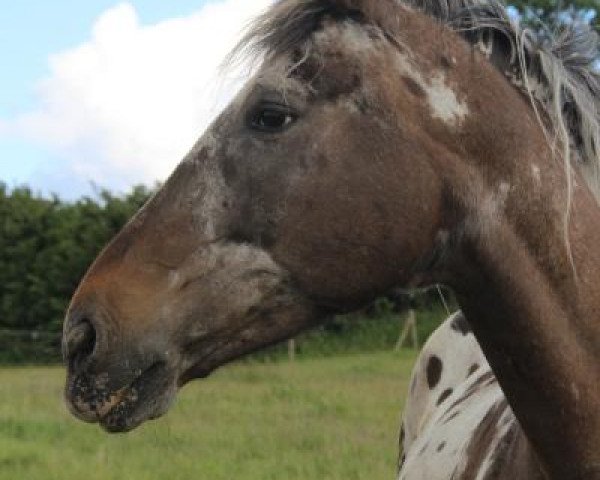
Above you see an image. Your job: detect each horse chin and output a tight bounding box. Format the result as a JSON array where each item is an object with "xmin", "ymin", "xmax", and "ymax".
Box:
[
  {"xmin": 102, "ymin": 374, "xmax": 177, "ymax": 433},
  {"xmin": 66, "ymin": 361, "xmax": 178, "ymax": 433}
]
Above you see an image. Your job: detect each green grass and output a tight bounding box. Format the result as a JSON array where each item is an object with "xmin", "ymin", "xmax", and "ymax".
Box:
[{"xmin": 0, "ymin": 350, "xmax": 418, "ymax": 480}]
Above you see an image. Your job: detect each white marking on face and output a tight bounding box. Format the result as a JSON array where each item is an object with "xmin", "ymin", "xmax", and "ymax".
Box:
[
  {"xmin": 395, "ymin": 56, "xmax": 469, "ymax": 126},
  {"xmin": 168, "ymin": 270, "xmax": 181, "ymax": 289},
  {"xmin": 315, "ymin": 21, "xmax": 381, "ymax": 56},
  {"xmin": 466, "ymin": 181, "xmax": 512, "ymax": 235},
  {"xmin": 314, "ymin": 23, "xmax": 470, "ymax": 126},
  {"xmin": 195, "ymin": 171, "xmax": 222, "ymax": 240},
  {"xmin": 424, "ymin": 73, "xmax": 469, "ymax": 125},
  {"xmin": 479, "ymin": 187, "xmax": 505, "ymax": 226},
  {"xmin": 180, "ymin": 131, "xmax": 229, "ymax": 240},
  {"xmin": 531, "ymin": 164, "xmax": 541, "ymax": 184}
]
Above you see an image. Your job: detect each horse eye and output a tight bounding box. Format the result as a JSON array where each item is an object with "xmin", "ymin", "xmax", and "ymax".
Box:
[{"xmin": 249, "ymin": 104, "xmax": 296, "ymax": 133}]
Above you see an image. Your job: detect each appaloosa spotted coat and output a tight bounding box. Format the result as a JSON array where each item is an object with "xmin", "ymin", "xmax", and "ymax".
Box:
[{"xmin": 400, "ymin": 312, "xmax": 545, "ymax": 479}]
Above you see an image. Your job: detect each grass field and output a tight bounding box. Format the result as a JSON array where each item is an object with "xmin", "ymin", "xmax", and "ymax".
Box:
[{"xmin": 0, "ymin": 350, "xmax": 417, "ymax": 480}]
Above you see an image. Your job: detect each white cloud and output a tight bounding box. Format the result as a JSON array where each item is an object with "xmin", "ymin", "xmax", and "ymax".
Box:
[{"xmin": 8, "ymin": 1, "xmax": 272, "ymax": 192}]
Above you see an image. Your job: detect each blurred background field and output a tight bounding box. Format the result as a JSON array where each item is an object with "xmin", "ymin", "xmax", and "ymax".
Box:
[{"xmin": 0, "ymin": 351, "xmax": 416, "ymax": 480}]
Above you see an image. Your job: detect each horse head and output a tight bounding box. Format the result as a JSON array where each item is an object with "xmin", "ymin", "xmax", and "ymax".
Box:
[{"xmin": 63, "ymin": 6, "xmax": 600, "ymax": 470}]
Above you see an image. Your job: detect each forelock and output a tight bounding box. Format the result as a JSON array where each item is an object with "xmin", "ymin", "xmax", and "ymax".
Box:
[{"xmin": 227, "ymin": 0, "xmax": 403, "ymax": 64}]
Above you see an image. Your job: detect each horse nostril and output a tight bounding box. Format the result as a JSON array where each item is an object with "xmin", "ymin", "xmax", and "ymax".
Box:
[{"xmin": 64, "ymin": 319, "xmax": 97, "ymax": 370}]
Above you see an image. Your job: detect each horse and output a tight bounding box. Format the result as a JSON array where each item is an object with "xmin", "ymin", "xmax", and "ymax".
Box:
[{"xmin": 61, "ymin": 0, "xmax": 600, "ymax": 478}]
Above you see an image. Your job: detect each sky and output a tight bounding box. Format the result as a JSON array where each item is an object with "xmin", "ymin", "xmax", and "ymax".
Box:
[{"xmin": 0, "ymin": 0, "xmax": 272, "ymax": 199}]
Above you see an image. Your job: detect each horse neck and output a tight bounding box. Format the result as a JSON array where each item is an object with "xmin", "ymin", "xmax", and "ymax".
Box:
[{"xmin": 442, "ymin": 159, "xmax": 600, "ymax": 478}]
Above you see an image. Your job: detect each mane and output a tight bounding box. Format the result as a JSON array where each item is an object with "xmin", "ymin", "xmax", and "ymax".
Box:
[{"xmin": 230, "ymin": 0, "xmax": 600, "ymax": 199}]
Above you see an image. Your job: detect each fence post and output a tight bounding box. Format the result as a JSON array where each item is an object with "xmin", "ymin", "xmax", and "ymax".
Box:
[
  {"xmin": 395, "ymin": 308, "xmax": 419, "ymax": 350},
  {"xmin": 288, "ymin": 338, "xmax": 296, "ymax": 361}
]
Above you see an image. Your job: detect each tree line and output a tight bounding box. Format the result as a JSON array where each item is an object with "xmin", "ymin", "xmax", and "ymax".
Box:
[{"xmin": 0, "ymin": 183, "xmax": 153, "ymax": 335}]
